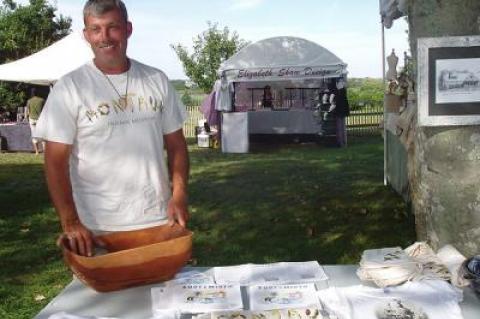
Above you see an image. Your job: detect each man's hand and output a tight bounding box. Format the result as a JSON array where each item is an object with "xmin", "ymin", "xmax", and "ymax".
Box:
[
  {"xmin": 58, "ymin": 220, "xmax": 98, "ymax": 257},
  {"xmin": 166, "ymin": 194, "xmax": 189, "ymax": 228}
]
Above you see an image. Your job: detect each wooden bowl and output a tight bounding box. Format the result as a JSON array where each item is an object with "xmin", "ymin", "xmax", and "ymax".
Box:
[{"xmin": 60, "ymin": 224, "xmax": 193, "ymax": 292}]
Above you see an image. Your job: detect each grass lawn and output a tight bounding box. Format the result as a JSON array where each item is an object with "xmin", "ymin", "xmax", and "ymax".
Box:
[{"xmin": 0, "ymin": 136, "xmax": 416, "ymax": 318}]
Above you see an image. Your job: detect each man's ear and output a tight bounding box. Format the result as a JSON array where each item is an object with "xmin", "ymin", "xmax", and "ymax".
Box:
[
  {"xmin": 126, "ymin": 21, "xmax": 133, "ymax": 38},
  {"xmin": 83, "ymin": 28, "xmax": 92, "ymax": 45}
]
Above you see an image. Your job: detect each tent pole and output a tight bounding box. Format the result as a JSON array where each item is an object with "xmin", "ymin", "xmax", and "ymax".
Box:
[{"xmin": 381, "ymin": 20, "xmax": 387, "ymax": 186}]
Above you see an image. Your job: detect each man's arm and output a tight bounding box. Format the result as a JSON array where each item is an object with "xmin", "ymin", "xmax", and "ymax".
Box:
[
  {"xmin": 164, "ymin": 129, "xmax": 189, "ymax": 227},
  {"xmin": 44, "ymin": 141, "xmax": 95, "ymax": 256}
]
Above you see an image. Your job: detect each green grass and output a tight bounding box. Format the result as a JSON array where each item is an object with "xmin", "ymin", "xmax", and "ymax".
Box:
[{"xmin": 0, "ymin": 136, "xmax": 416, "ymax": 318}]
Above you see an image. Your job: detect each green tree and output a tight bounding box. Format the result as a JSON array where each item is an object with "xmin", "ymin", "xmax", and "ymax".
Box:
[
  {"xmin": 0, "ymin": 0, "xmax": 71, "ymax": 113},
  {"xmin": 0, "ymin": 0, "xmax": 71, "ymax": 63},
  {"xmin": 181, "ymin": 89, "xmax": 194, "ymax": 107},
  {"xmin": 347, "ymin": 78, "xmax": 384, "ymax": 110},
  {"xmin": 171, "ymin": 22, "xmax": 249, "ymax": 93}
]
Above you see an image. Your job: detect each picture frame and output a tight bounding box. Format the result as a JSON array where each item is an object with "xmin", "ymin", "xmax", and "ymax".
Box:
[{"xmin": 418, "ymin": 35, "xmax": 480, "ymax": 126}]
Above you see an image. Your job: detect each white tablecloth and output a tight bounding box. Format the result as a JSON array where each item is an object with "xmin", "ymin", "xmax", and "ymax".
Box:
[
  {"xmin": 248, "ymin": 110, "xmax": 321, "ymax": 134},
  {"xmin": 34, "ymin": 265, "xmax": 480, "ymax": 319},
  {"xmin": 221, "ymin": 112, "xmax": 249, "ymax": 153}
]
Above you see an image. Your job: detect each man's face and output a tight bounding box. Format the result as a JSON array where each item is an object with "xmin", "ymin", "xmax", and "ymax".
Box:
[{"xmin": 83, "ymin": 8, "xmax": 132, "ymax": 71}]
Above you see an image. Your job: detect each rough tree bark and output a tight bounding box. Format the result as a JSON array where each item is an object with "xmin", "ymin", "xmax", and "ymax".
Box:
[{"xmin": 407, "ymin": 0, "xmax": 480, "ymax": 255}]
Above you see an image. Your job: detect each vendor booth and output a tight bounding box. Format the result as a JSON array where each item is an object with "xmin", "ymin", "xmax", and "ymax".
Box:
[
  {"xmin": 214, "ymin": 36, "xmax": 348, "ymax": 152},
  {"xmin": 0, "ymin": 32, "xmax": 92, "ymax": 151}
]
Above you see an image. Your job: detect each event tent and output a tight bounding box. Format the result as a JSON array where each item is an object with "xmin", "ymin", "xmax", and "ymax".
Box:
[
  {"xmin": 215, "ymin": 36, "xmax": 348, "ymax": 153},
  {"xmin": 218, "ymin": 36, "xmax": 347, "ymax": 83},
  {"xmin": 0, "ymin": 32, "xmax": 93, "ymax": 85}
]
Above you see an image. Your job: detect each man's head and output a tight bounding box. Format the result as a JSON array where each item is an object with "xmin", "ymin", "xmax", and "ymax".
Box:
[
  {"xmin": 83, "ymin": 0, "xmax": 128, "ymax": 24},
  {"xmin": 83, "ymin": 0, "xmax": 132, "ymax": 73}
]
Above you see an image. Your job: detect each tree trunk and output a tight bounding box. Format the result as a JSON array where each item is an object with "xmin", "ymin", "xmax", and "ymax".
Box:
[{"xmin": 407, "ymin": 0, "xmax": 480, "ymax": 255}]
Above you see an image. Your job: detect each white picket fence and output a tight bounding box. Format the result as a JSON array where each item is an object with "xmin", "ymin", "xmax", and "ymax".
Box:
[
  {"xmin": 183, "ymin": 102, "xmax": 383, "ymax": 138},
  {"xmin": 183, "ymin": 105, "xmax": 205, "ymax": 138}
]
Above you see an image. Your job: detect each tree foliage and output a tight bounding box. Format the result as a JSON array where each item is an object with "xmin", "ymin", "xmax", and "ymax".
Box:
[
  {"xmin": 171, "ymin": 22, "xmax": 248, "ymax": 93},
  {"xmin": 347, "ymin": 78, "xmax": 384, "ymax": 110},
  {"xmin": 0, "ymin": 0, "xmax": 71, "ymax": 113},
  {"xmin": 0, "ymin": 0, "xmax": 71, "ymax": 63}
]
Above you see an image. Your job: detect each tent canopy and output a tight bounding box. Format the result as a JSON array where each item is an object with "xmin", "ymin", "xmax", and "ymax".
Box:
[
  {"xmin": 0, "ymin": 32, "xmax": 93, "ymax": 85},
  {"xmin": 218, "ymin": 36, "xmax": 347, "ymax": 82}
]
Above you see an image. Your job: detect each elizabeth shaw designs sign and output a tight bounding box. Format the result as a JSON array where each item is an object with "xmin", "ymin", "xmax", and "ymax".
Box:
[{"xmin": 229, "ymin": 66, "xmax": 344, "ymax": 81}]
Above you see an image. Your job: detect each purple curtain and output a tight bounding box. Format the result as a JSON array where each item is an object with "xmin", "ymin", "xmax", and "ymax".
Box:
[{"xmin": 200, "ymin": 91, "xmax": 219, "ymax": 126}]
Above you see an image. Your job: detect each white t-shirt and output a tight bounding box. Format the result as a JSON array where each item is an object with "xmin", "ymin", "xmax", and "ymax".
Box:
[
  {"xmin": 35, "ymin": 59, "xmax": 187, "ymax": 231},
  {"xmin": 318, "ymin": 280, "xmax": 464, "ymax": 319}
]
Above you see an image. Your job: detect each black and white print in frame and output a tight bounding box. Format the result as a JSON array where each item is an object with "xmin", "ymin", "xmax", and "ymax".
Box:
[{"xmin": 418, "ymin": 35, "xmax": 480, "ymax": 126}]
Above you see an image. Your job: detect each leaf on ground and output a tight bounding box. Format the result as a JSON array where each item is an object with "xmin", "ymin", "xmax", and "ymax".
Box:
[{"xmin": 34, "ymin": 294, "xmax": 46, "ymax": 301}]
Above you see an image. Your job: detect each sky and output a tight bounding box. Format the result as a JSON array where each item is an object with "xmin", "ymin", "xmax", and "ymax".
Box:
[{"xmin": 23, "ymin": 0, "xmax": 410, "ymax": 80}]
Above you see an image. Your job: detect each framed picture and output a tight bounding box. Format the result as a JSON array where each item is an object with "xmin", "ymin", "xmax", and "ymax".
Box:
[{"xmin": 418, "ymin": 35, "xmax": 480, "ymax": 126}]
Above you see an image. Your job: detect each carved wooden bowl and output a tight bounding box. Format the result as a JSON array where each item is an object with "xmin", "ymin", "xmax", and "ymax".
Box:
[{"xmin": 60, "ymin": 224, "xmax": 193, "ymax": 292}]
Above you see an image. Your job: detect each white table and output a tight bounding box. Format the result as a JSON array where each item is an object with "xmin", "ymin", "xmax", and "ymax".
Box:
[
  {"xmin": 34, "ymin": 265, "xmax": 480, "ymax": 319},
  {"xmin": 0, "ymin": 122, "xmax": 33, "ymax": 151},
  {"xmin": 248, "ymin": 110, "xmax": 321, "ymax": 134}
]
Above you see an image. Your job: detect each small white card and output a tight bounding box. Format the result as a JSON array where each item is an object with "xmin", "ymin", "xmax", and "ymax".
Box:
[
  {"xmin": 360, "ymin": 247, "xmax": 414, "ymax": 268},
  {"xmin": 167, "ymin": 270, "xmax": 215, "ymax": 286}
]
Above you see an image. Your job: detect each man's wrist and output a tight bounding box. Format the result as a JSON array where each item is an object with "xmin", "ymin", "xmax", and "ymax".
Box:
[{"xmin": 61, "ymin": 215, "xmax": 81, "ymax": 230}]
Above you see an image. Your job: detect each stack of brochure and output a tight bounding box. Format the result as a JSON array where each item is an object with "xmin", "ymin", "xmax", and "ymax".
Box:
[{"xmin": 151, "ymin": 261, "xmax": 329, "ymax": 318}]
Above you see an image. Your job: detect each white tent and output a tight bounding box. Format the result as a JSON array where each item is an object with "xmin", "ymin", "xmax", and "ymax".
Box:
[
  {"xmin": 217, "ymin": 36, "xmax": 348, "ymax": 153},
  {"xmin": 219, "ymin": 36, "xmax": 347, "ymax": 82},
  {"xmin": 0, "ymin": 32, "xmax": 93, "ymax": 85}
]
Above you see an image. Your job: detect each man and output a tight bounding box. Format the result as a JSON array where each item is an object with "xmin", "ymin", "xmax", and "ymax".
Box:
[
  {"xmin": 35, "ymin": 0, "xmax": 189, "ymax": 257},
  {"xmin": 25, "ymin": 87, "xmax": 45, "ymax": 155}
]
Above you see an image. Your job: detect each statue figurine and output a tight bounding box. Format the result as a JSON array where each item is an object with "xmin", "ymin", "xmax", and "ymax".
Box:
[{"xmin": 386, "ymin": 49, "xmax": 399, "ymax": 81}]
